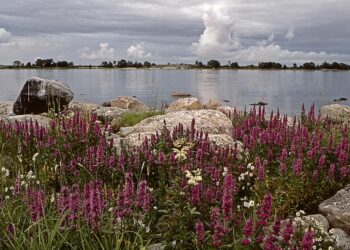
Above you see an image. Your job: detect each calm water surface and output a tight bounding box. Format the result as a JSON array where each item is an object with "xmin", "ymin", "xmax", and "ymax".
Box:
[{"xmin": 0, "ymin": 69, "xmax": 349, "ymax": 115}]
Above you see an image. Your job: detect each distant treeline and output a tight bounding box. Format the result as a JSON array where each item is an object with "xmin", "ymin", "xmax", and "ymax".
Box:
[
  {"xmin": 4, "ymin": 58, "xmax": 350, "ymax": 70},
  {"xmin": 12, "ymin": 59, "xmax": 74, "ymax": 68},
  {"xmin": 100, "ymin": 59, "xmax": 156, "ymax": 68},
  {"xmin": 195, "ymin": 60, "xmax": 350, "ymax": 70}
]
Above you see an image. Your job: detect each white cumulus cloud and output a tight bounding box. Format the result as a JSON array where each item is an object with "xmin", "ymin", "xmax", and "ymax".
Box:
[
  {"xmin": 127, "ymin": 43, "xmax": 152, "ymax": 60},
  {"xmin": 0, "ymin": 28, "xmax": 12, "ymax": 43},
  {"xmin": 191, "ymin": 8, "xmax": 240, "ymax": 59},
  {"xmin": 80, "ymin": 42, "xmax": 115, "ymax": 60}
]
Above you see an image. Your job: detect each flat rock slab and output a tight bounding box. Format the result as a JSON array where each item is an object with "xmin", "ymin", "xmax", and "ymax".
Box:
[
  {"xmin": 120, "ymin": 109, "xmax": 236, "ymax": 149},
  {"xmin": 320, "ymin": 104, "xmax": 350, "ymax": 123},
  {"xmin": 0, "ymin": 101, "xmax": 14, "ymax": 115},
  {"xmin": 319, "ymin": 185, "xmax": 350, "ymax": 234},
  {"xmin": 13, "ymin": 77, "xmax": 74, "ymax": 115},
  {"xmin": 1, "ymin": 114, "xmax": 53, "ymax": 128},
  {"xmin": 126, "ymin": 109, "xmax": 233, "ymax": 136}
]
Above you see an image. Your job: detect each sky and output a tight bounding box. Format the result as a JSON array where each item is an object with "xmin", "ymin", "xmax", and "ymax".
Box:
[{"xmin": 1, "ymin": 0, "xmax": 350, "ymax": 65}]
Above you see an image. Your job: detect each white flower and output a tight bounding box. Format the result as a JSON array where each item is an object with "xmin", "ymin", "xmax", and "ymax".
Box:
[
  {"xmin": 146, "ymin": 226, "xmax": 150, "ymax": 233},
  {"xmin": 50, "ymin": 195, "xmax": 55, "ymax": 203},
  {"xmin": 32, "ymin": 152, "xmax": 39, "ymax": 162},
  {"xmin": 1, "ymin": 167, "xmax": 5, "ymax": 172},
  {"xmin": 36, "ymin": 180, "xmax": 40, "ymax": 185},
  {"xmin": 153, "ymin": 206, "xmax": 158, "ymax": 210},
  {"xmin": 5, "ymin": 187, "xmax": 8, "ymax": 192},
  {"xmin": 249, "ymin": 173, "xmax": 254, "ymax": 177},
  {"xmin": 27, "ymin": 171, "xmax": 33, "ymax": 178},
  {"xmin": 5, "ymin": 195, "xmax": 9, "ymax": 200}
]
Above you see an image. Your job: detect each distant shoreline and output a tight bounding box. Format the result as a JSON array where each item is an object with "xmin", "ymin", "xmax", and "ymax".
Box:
[{"xmin": 0, "ymin": 66, "xmax": 348, "ymax": 71}]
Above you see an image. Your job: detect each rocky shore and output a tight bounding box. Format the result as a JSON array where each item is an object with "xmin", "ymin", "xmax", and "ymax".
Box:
[{"xmin": 2, "ymin": 77, "xmax": 350, "ymax": 248}]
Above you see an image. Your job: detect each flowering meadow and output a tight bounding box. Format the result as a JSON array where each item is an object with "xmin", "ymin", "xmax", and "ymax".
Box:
[{"xmin": 0, "ymin": 105, "xmax": 347, "ymax": 249}]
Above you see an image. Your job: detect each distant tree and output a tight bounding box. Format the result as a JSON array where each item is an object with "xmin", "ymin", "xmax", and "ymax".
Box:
[
  {"xmin": 143, "ymin": 61, "xmax": 151, "ymax": 67},
  {"xmin": 68, "ymin": 61, "xmax": 74, "ymax": 67},
  {"xmin": 57, "ymin": 61, "xmax": 69, "ymax": 67},
  {"xmin": 117, "ymin": 59, "xmax": 127, "ymax": 68},
  {"xmin": 283, "ymin": 64, "xmax": 287, "ymax": 69},
  {"xmin": 207, "ymin": 59, "xmax": 220, "ymax": 68},
  {"xmin": 35, "ymin": 58, "xmax": 43, "ymax": 67},
  {"xmin": 43, "ymin": 59, "xmax": 54, "ymax": 67},
  {"xmin": 101, "ymin": 61, "xmax": 113, "ymax": 67},
  {"xmin": 13, "ymin": 60, "xmax": 22, "ymax": 67},
  {"xmin": 293, "ymin": 63, "xmax": 298, "ymax": 69},
  {"xmin": 302, "ymin": 62, "xmax": 316, "ymax": 70},
  {"xmin": 151, "ymin": 63, "xmax": 156, "ymax": 66},
  {"xmin": 320, "ymin": 61, "xmax": 330, "ymax": 69},
  {"xmin": 230, "ymin": 62, "xmax": 239, "ymax": 68},
  {"xmin": 25, "ymin": 62, "xmax": 32, "ymax": 67}
]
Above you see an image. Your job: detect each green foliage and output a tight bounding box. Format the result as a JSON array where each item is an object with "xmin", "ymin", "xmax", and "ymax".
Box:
[{"xmin": 120, "ymin": 111, "xmax": 163, "ymax": 127}]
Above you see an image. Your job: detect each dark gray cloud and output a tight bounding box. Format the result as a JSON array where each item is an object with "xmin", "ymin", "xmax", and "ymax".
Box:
[{"xmin": 0, "ymin": 0, "xmax": 350, "ymax": 65}]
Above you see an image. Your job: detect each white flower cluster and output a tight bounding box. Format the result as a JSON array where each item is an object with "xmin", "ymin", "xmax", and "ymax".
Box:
[
  {"xmin": 294, "ymin": 212, "xmax": 337, "ymax": 249},
  {"xmin": 243, "ymin": 200, "xmax": 255, "ymax": 208},
  {"xmin": 173, "ymin": 138, "xmax": 193, "ymax": 161},
  {"xmin": 1, "ymin": 167, "xmax": 10, "ymax": 178},
  {"xmin": 185, "ymin": 168, "xmax": 202, "ymax": 186}
]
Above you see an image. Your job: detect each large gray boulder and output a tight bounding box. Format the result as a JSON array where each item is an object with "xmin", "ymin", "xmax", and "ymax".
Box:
[
  {"xmin": 126, "ymin": 109, "xmax": 233, "ymax": 136},
  {"xmin": 122, "ymin": 109, "xmax": 235, "ymax": 148},
  {"xmin": 319, "ymin": 185, "xmax": 350, "ymax": 234},
  {"xmin": 320, "ymin": 104, "xmax": 350, "ymax": 123},
  {"xmin": 166, "ymin": 97, "xmax": 202, "ymax": 112},
  {"xmin": 102, "ymin": 96, "xmax": 148, "ymax": 112},
  {"xmin": 13, "ymin": 77, "xmax": 74, "ymax": 115}
]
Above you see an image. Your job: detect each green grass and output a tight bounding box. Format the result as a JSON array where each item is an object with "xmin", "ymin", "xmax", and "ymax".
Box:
[{"xmin": 119, "ymin": 111, "xmax": 163, "ymax": 127}]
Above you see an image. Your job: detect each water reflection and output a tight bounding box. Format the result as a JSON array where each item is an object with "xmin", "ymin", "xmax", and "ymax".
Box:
[{"xmin": 0, "ymin": 69, "xmax": 349, "ymax": 115}]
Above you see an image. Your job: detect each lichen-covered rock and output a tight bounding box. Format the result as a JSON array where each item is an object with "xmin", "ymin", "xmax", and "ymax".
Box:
[
  {"xmin": 13, "ymin": 77, "xmax": 74, "ymax": 115},
  {"xmin": 330, "ymin": 228, "xmax": 350, "ymax": 249},
  {"xmin": 304, "ymin": 214, "xmax": 330, "ymax": 231},
  {"xmin": 320, "ymin": 104, "xmax": 350, "ymax": 123},
  {"xmin": 92, "ymin": 107, "xmax": 127, "ymax": 123},
  {"xmin": 0, "ymin": 101, "xmax": 14, "ymax": 115},
  {"xmin": 126, "ymin": 109, "xmax": 233, "ymax": 136},
  {"xmin": 319, "ymin": 185, "xmax": 350, "ymax": 234},
  {"xmin": 216, "ymin": 106, "xmax": 236, "ymax": 117},
  {"xmin": 121, "ymin": 109, "xmax": 235, "ymax": 148},
  {"xmin": 68, "ymin": 101, "xmax": 100, "ymax": 114},
  {"xmin": 1, "ymin": 114, "xmax": 53, "ymax": 127},
  {"xmin": 166, "ymin": 97, "xmax": 202, "ymax": 112},
  {"xmin": 102, "ymin": 96, "xmax": 148, "ymax": 112}
]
